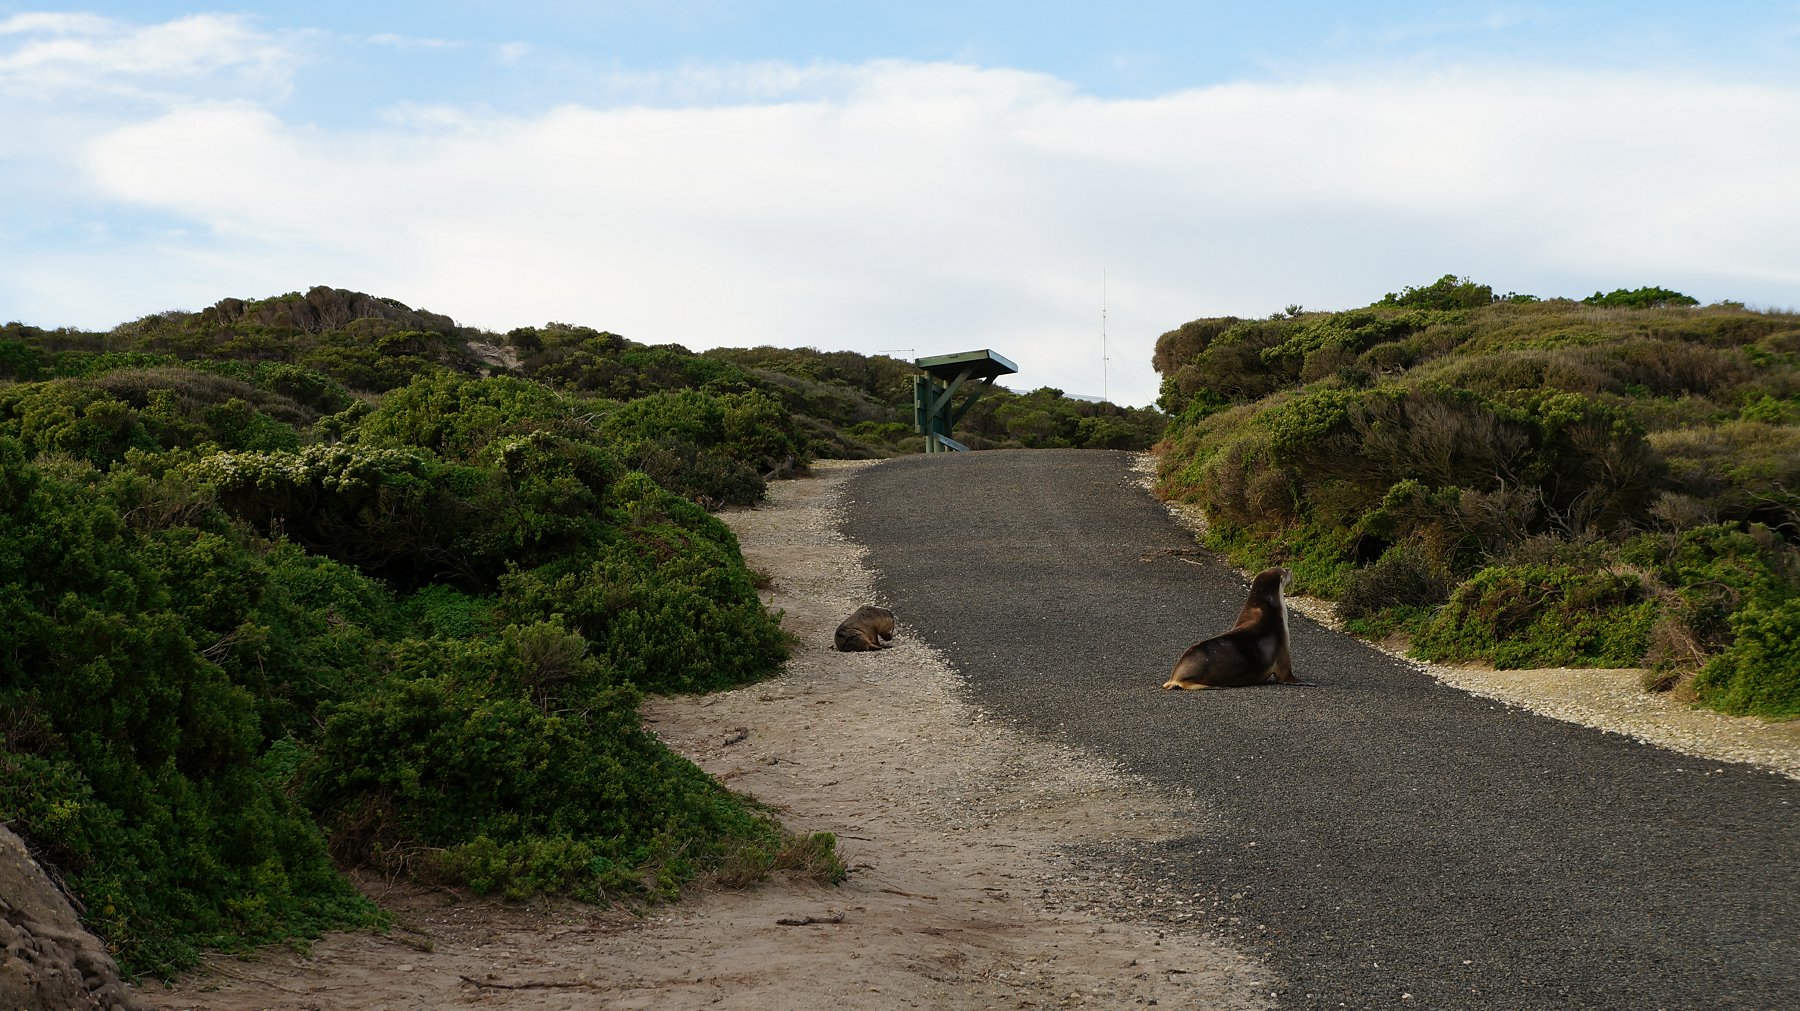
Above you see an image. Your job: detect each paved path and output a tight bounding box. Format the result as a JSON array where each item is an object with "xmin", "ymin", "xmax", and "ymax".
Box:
[{"xmin": 843, "ymin": 449, "xmax": 1799, "ymax": 1010}]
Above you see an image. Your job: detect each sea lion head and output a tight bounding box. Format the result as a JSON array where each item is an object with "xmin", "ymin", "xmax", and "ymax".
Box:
[{"xmin": 1251, "ymin": 566, "xmax": 1292, "ymax": 597}]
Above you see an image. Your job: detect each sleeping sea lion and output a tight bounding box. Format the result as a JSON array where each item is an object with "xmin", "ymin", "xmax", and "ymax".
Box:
[
  {"xmin": 1162, "ymin": 566, "xmax": 1307, "ymax": 689},
  {"xmin": 834, "ymin": 604, "xmax": 896, "ymax": 652}
]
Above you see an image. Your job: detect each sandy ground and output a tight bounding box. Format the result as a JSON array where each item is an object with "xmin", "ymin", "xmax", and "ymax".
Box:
[
  {"xmin": 144, "ymin": 459, "xmax": 1274, "ymax": 1011},
  {"xmin": 1361, "ymin": 647, "xmax": 1800, "ymax": 781},
  {"xmin": 121, "ymin": 455, "xmax": 1800, "ymax": 1010}
]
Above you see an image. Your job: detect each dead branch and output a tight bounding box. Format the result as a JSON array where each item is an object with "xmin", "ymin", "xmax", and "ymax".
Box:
[
  {"xmin": 459, "ymin": 974, "xmax": 605, "ymax": 990},
  {"xmin": 776, "ymin": 910, "xmax": 847, "ymax": 926},
  {"xmin": 201, "ymin": 962, "xmax": 310, "ymax": 995},
  {"xmin": 1139, "ymin": 547, "xmax": 1207, "ymax": 563}
]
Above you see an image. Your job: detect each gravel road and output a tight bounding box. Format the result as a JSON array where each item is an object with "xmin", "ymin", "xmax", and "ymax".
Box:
[{"xmin": 843, "ymin": 448, "xmax": 1799, "ymax": 1010}]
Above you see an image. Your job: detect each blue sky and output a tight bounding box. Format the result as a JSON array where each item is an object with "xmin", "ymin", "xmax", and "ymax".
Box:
[{"xmin": 4, "ymin": 3, "xmax": 1798, "ymax": 405}]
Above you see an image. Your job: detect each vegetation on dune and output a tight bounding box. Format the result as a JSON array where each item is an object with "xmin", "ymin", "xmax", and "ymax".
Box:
[
  {"xmin": 0, "ymin": 401, "xmax": 812, "ymax": 975},
  {"xmin": 0, "ymin": 282, "xmax": 1148, "ymax": 975},
  {"xmin": 699, "ymin": 343, "xmax": 1167, "ymax": 456},
  {"xmin": 1152, "ymin": 276, "xmax": 1800, "ymax": 717},
  {"xmin": 36, "ymin": 272, "xmax": 1786, "ymax": 982},
  {"xmin": 3, "ymin": 288, "xmax": 983, "ymax": 976}
]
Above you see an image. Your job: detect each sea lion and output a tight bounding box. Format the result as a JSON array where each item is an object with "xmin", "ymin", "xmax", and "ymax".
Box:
[
  {"xmin": 834, "ymin": 604, "xmax": 896, "ymax": 652},
  {"xmin": 1162, "ymin": 566, "xmax": 1306, "ymax": 689}
]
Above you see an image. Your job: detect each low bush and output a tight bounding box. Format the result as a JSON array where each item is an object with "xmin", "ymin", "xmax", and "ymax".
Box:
[
  {"xmin": 1153, "ymin": 281, "xmax": 1800, "ymax": 714},
  {"xmin": 1410, "ymin": 564, "xmax": 1657, "ymax": 669},
  {"xmin": 1582, "ymin": 286, "xmax": 1700, "ymax": 309},
  {"xmin": 301, "ymin": 625, "xmax": 791, "ymax": 902},
  {"xmin": 497, "ymin": 473, "xmax": 789, "ymax": 694},
  {"xmin": 1691, "ymin": 598, "xmax": 1800, "ymax": 717},
  {"xmin": 1336, "ymin": 544, "xmax": 1451, "ymax": 622},
  {"xmin": 0, "ymin": 439, "xmax": 378, "ymax": 976},
  {"xmin": 0, "ymin": 377, "xmax": 304, "ymax": 467},
  {"xmin": 192, "ymin": 445, "xmax": 512, "ymax": 590},
  {"xmin": 597, "ymin": 389, "xmax": 802, "ymax": 506},
  {"xmin": 2, "ymin": 291, "xmax": 904, "ymax": 980}
]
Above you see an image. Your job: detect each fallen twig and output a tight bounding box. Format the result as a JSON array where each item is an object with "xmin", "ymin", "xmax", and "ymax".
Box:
[
  {"xmin": 459, "ymin": 974, "xmax": 605, "ymax": 990},
  {"xmin": 776, "ymin": 910, "xmax": 846, "ymax": 926},
  {"xmin": 387, "ymin": 932, "xmax": 435, "ymax": 953},
  {"xmin": 201, "ymin": 962, "xmax": 309, "ymax": 995}
]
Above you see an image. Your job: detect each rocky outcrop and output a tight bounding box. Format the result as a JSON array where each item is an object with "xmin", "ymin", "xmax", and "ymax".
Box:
[
  {"xmin": 210, "ymin": 286, "xmax": 459, "ymax": 336},
  {"xmin": 0, "ymin": 826, "xmax": 148, "ymax": 1011}
]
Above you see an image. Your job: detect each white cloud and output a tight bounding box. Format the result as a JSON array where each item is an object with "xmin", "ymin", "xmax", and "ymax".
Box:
[
  {"xmin": 0, "ymin": 12, "xmax": 298, "ymax": 101},
  {"xmin": 15, "ymin": 57, "xmax": 1800, "ymax": 406},
  {"xmin": 367, "ymin": 32, "xmax": 464, "ymax": 52}
]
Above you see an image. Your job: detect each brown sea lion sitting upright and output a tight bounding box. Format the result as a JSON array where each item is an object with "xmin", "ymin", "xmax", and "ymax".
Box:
[
  {"xmin": 834, "ymin": 604, "xmax": 897, "ymax": 652},
  {"xmin": 1162, "ymin": 567, "xmax": 1307, "ymax": 689}
]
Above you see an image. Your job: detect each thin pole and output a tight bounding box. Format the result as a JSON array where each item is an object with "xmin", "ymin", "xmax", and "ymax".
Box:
[{"xmin": 1102, "ymin": 269, "xmax": 1109, "ymax": 405}]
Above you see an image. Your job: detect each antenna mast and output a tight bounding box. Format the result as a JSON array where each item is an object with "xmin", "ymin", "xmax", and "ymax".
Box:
[{"xmin": 1101, "ymin": 269, "xmax": 1110, "ymax": 404}]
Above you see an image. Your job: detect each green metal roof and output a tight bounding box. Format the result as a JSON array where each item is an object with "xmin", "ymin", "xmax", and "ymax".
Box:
[{"xmin": 914, "ymin": 349, "xmax": 1019, "ymax": 380}]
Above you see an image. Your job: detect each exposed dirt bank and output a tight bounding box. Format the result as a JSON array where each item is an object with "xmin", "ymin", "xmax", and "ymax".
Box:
[{"xmin": 1, "ymin": 825, "xmax": 148, "ymax": 1011}]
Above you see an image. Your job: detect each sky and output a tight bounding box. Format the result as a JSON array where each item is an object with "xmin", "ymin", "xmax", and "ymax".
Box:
[{"xmin": 3, "ymin": 3, "xmax": 1798, "ymax": 407}]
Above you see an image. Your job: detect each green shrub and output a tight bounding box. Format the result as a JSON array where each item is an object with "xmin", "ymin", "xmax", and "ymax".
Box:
[
  {"xmin": 399, "ymin": 584, "xmax": 494, "ymax": 639},
  {"xmin": 595, "ymin": 388, "xmax": 803, "ymax": 506},
  {"xmin": 191, "ymin": 445, "xmax": 524, "ymax": 591},
  {"xmin": 1651, "ymin": 421, "xmax": 1800, "ymax": 535},
  {"xmin": 1381, "ymin": 274, "xmax": 1494, "ymax": 310},
  {"xmin": 351, "ymin": 372, "xmax": 579, "ymax": 461},
  {"xmin": 1691, "ymin": 597, "xmax": 1800, "ymax": 717},
  {"xmin": 525, "ymin": 336, "xmax": 750, "ymax": 399},
  {"xmin": 1582, "ymin": 286, "xmax": 1699, "ymax": 309},
  {"xmin": 1151, "ymin": 286, "xmax": 1800, "ymax": 701},
  {"xmin": 1412, "ymin": 563, "xmax": 1656, "ymax": 668},
  {"xmin": 1341, "ymin": 604, "xmax": 1438, "ymax": 642},
  {"xmin": 0, "ymin": 382, "xmax": 153, "ymax": 465},
  {"xmin": 250, "ymin": 362, "xmax": 355, "ymax": 415},
  {"xmin": 625, "ymin": 435, "xmax": 766, "ymax": 507},
  {"xmin": 0, "ymin": 334, "xmax": 47, "ymax": 379},
  {"xmin": 301, "ymin": 629, "xmax": 790, "ymax": 902},
  {"xmin": 0, "ymin": 375, "xmax": 306, "ymax": 465},
  {"xmin": 1, "ymin": 291, "xmax": 923, "ymax": 974},
  {"xmin": 497, "ymin": 474, "xmax": 788, "ymax": 693},
  {"xmin": 0, "ymin": 438, "xmax": 376, "ymax": 976},
  {"xmin": 233, "ymin": 543, "xmax": 398, "ymax": 740},
  {"xmin": 1337, "ymin": 544, "xmax": 1450, "ymax": 622},
  {"xmin": 845, "ymin": 419, "xmax": 913, "ymax": 445},
  {"xmin": 299, "ymin": 331, "xmax": 455, "ymax": 393}
]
